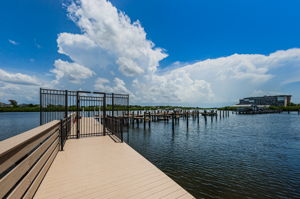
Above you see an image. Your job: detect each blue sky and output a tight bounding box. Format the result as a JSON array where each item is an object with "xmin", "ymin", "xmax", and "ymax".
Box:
[
  {"xmin": 1, "ymin": 0, "xmax": 300, "ymax": 106},
  {"xmin": 110, "ymin": 0, "xmax": 300, "ymax": 64}
]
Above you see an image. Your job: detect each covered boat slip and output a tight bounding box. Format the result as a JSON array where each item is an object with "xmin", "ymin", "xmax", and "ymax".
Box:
[{"xmin": 34, "ymin": 136, "xmax": 194, "ymax": 199}]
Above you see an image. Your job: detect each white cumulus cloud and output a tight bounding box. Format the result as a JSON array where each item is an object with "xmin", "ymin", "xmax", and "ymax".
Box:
[
  {"xmin": 47, "ymin": 0, "xmax": 300, "ymax": 106},
  {"xmin": 57, "ymin": 0, "xmax": 167, "ymax": 77},
  {"xmin": 52, "ymin": 59, "xmax": 94, "ymax": 84},
  {"xmin": 0, "ymin": 69, "xmax": 46, "ymax": 104},
  {"xmin": 0, "ymin": 69, "xmax": 40, "ymax": 86},
  {"xmin": 94, "ymin": 77, "xmax": 133, "ymax": 95}
]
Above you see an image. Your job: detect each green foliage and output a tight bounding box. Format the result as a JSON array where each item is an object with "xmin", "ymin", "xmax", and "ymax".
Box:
[
  {"xmin": 287, "ymin": 102, "xmax": 298, "ymax": 106},
  {"xmin": 218, "ymin": 105, "xmax": 300, "ymax": 111},
  {"xmin": 8, "ymin": 99, "xmax": 18, "ymax": 107},
  {"xmin": 127, "ymin": 105, "xmax": 203, "ymax": 111},
  {"xmin": 1, "ymin": 104, "xmax": 299, "ymax": 112},
  {"xmin": 269, "ymin": 105, "xmax": 300, "ymax": 111},
  {"xmin": 0, "ymin": 106, "xmax": 40, "ymax": 112},
  {"xmin": 0, "ymin": 104, "xmax": 206, "ymax": 112},
  {"xmin": 218, "ymin": 106, "xmax": 238, "ymax": 110},
  {"xmin": 28, "ymin": 104, "xmax": 38, "ymax": 107}
]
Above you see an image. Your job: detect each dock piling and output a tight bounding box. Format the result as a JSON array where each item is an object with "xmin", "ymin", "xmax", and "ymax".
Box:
[{"xmin": 148, "ymin": 112, "xmax": 151, "ymax": 128}]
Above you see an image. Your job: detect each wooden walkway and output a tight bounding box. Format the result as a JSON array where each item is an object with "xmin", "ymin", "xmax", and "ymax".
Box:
[
  {"xmin": 68, "ymin": 116, "xmax": 104, "ymax": 138},
  {"xmin": 34, "ymin": 136, "xmax": 194, "ymax": 199}
]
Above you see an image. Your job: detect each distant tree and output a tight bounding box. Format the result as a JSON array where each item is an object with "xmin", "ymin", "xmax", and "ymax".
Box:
[
  {"xmin": 8, "ymin": 99, "xmax": 18, "ymax": 107},
  {"xmin": 288, "ymin": 102, "xmax": 297, "ymax": 106}
]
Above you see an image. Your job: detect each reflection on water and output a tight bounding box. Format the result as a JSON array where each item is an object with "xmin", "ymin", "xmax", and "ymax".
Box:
[{"xmin": 126, "ymin": 113, "xmax": 300, "ymax": 199}]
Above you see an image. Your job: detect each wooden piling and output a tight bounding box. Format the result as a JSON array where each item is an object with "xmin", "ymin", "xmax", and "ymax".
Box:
[
  {"xmin": 186, "ymin": 112, "xmax": 189, "ymax": 127},
  {"xmin": 143, "ymin": 111, "xmax": 146, "ymax": 129},
  {"xmin": 148, "ymin": 112, "xmax": 151, "ymax": 128},
  {"xmin": 132, "ymin": 112, "xmax": 134, "ymax": 127},
  {"xmin": 172, "ymin": 112, "xmax": 175, "ymax": 130}
]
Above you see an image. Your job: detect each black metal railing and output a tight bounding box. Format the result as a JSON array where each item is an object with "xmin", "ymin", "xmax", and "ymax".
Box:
[
  {"xmin": 40, "ymin": 88, "xmax": 129, "ymax": 140},
  {"xmin": 105, "ymin": 116, "xmax": 124, "ymax": 142},
  {"xmin": 60, "ymin": 115, "xmax": 72, "ymax": 150}
]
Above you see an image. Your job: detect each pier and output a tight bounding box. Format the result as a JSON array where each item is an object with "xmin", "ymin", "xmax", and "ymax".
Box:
[
  {"xmin": 0, "ymin": 88, "xmax": 194, "ymax": 199},
  {"xmin": 0, "ymin": 117, "xmax": 194, "ymax": 199},
  {"xmin": 34, "ymin": 136, "xmax": 193, "ymax": 199},
  {"xmin": 237, "ymin": 109, "xmax": 282, "ymax": 115},
  {"xmin": 121, "ymin": 109, "xmax": 230, "ymax": 129}
]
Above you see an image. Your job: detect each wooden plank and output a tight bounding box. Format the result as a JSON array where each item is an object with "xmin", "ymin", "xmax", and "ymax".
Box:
[
  {"xmin": 0, "ymin": 126, "xmax": 59, "ymax": 174},
  {"xmin": 178, "ymin": 193, "xmax": 194, "ymax": 199},
  {"xmin": 79, "ymin": 117, "xmax": 103, "ymax": 135},
  {"xmin": 0, "ymin": 121, "xmax": 60, "ymax": 174},
  {"xmin": 35, "ymin": 164, "xmax": 158, "ymax": 198},
  {"xmin": 0, "ymin": 120, "xmax": 59, "ymax": 156},
  {"xmin": 0, "ymin": 132, "xmax": 58, "ymax": 198},
  {"xmin": 158, "ymin": 188, "xmax": 189, "ymax": 199},
  {"xmin": 7, "ymin": 139, "xmax": 59, "ymax": 199},
  {"xmin": 142, "ymin": 185, "xmax": 182, "ymax": 198},
  {"xmin": 33, "ymin": 137, "xmax": 195, "ymax": 199},
  {"xmin": 126, "ymin": 179, "xmax": 176, "ymax": 199}
]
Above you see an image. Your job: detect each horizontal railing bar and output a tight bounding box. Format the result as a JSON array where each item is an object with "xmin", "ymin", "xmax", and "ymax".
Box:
[
  {"xmin": 0, "ymin": 132, "xmax": 58, "ymax": 198},
  {"xmin": 0, "ymin": 121, "xmax": 60, "ymax": 174},
  {"xmin": 0, "ymin": 120, "xmax": 60, "ymax": 157},
  {"xmin": 41, "ymin": 88, "xmax": 127, "ymax": 96},
  {"xmin": 10, "ymin": 140, "xmax": 59, "ymax": 199}
]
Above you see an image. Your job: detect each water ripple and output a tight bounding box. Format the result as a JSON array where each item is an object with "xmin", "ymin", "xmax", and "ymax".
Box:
[{"xmin": 128, "ymin": 113, "xmax": 300, "ymax": 199}]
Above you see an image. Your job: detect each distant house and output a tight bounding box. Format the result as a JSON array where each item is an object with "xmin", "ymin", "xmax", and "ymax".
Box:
[
  {"xmin": 0, "ymin": 102, "xmax": 12, "ymax": 107},
  {"xmin": 238, "ymin": 95, "xmax": 292, "ymax": 107}
]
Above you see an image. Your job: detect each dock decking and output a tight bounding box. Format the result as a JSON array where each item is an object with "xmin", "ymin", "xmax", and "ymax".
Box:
[{"xmin": 34, "ymin": 136, "xmax": 194, "ymax": 199}]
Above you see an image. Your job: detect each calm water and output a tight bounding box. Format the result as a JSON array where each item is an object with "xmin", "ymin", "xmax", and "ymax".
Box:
[
  {"xmin": 1, "ymin": 112, "xmax": 300, "ymax": 198},
  {"xmin": 126, "ymin": 113, "xmax": 300, "ymax": 199},
  {"xmin": 0, "ymin": 112, "xmax": 39, "ymax": 141}
]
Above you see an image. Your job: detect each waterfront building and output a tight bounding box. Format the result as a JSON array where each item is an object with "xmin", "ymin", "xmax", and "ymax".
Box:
[
  {"xmin": 0, "ymin": 102, "xmax": 12, "ymax": 107},
  {"xmin": 238, "ymin": 95, "xmax": 292, "ymax": 107}
]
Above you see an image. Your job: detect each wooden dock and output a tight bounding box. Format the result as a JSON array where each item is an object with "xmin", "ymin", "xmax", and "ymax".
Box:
[
  {"xmin": 118, "ymin": 110, "xmax": 232, "ymax": 129},
  {"xmin": 237, "ymin": 109, "xmax": 282, "ymax": 114},
  {"xmin": 33, "ymin": 136, "xmax": 194, "ymax": 199},
  {"xmin": 0, "ymin": 117, "xmax": 194, "ymax": 199}
]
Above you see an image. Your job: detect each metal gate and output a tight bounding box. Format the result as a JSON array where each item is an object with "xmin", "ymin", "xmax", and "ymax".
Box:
[
  {"xmin": 40, "ymin": 88, "xmax": 129, "ymax": 142},
  {"xmin": 76, "ymin": 92, "xmax": 105, "ymax": 138}
]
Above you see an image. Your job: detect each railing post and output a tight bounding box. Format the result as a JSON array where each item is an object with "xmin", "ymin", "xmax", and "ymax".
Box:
[
  {"xmin": 112, "ymin": 93, "xmax": 115, "ymax": 118},
  {"xmin": 127, "ymin": 95, "xmax": 129, "ymax": 127},
  {"xmin": 65, "ymin": 90, "xmax": 68, "ymax": 139},
  {"xmin": 60, "ymin": 119, "xmax": 63, "ymax": 151},
  {"xmin": 114, "ymin": 117, "xmax": 116, "ymax": 136},
  {"xmin": 121, "ymin": 118, "xmax": 123, "ymax": 142},
  {"xmin": 76, "ymin": 91, "xmax": 80, "ymax": 139},
  {"xmin": 67, "ymin": 116, "xmax": 70, "ymax": 138},
  {"xmin": 103, "ymin": 93, "xmax": 106, "ymax": 136},
  {"xmin": 65, "ymin": 90, "xmax": 68, "ymax": 118},
  {"xmin": 40, "ymin": 88, "xmax": 42, "ymax": 125}
]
